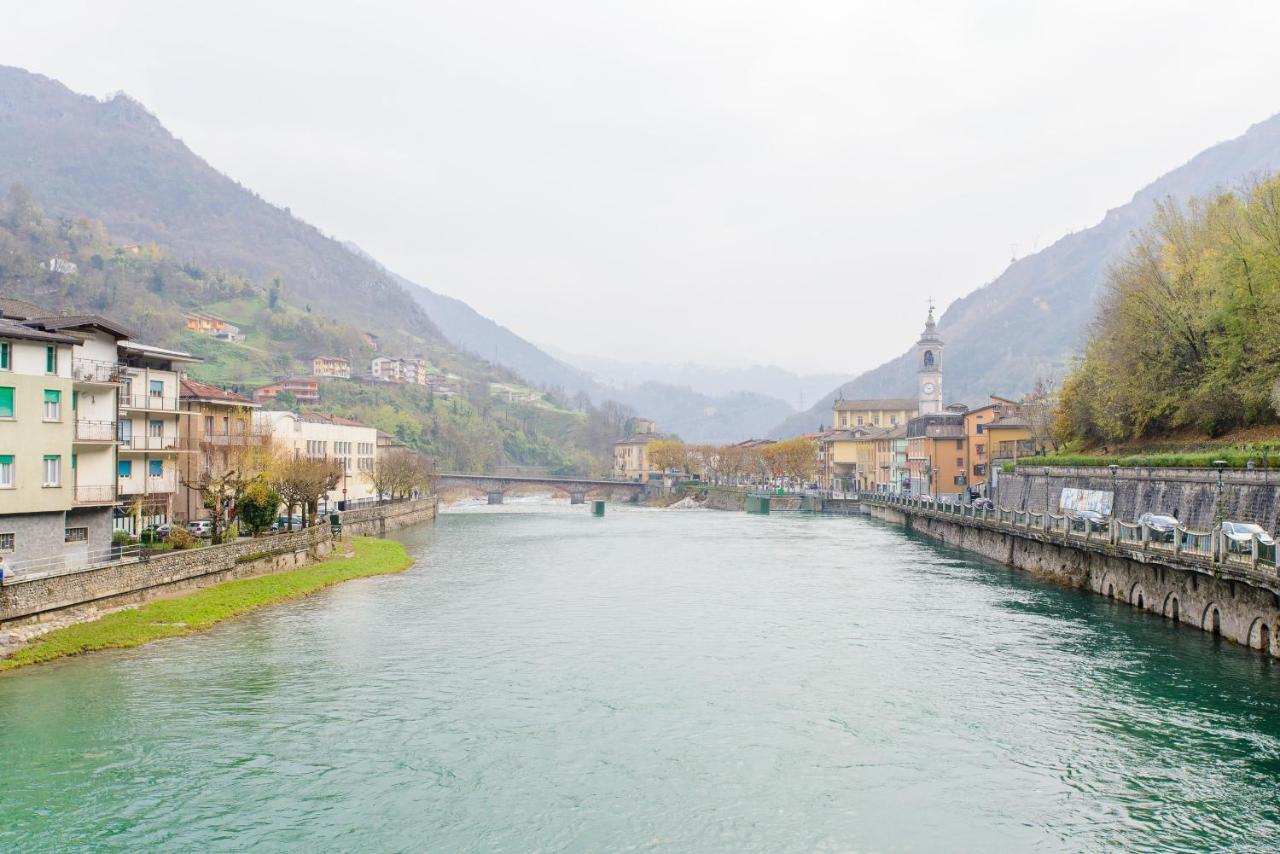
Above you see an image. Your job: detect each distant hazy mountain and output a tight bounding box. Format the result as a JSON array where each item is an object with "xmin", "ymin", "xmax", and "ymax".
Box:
[
  {"xmin": 772, "ymin": 111, "xmax": 1280, "ymax": 437},
  {"xmin": 0, "ymin": 65, "xmax": 440, "ymax": 344},
  {"xmin": 616, "ymin": 383, "xmax": 795, "ymax": 445},
  {"xmin": 544, "ymin": 348, "xmax": 846, "ymax": 410}
]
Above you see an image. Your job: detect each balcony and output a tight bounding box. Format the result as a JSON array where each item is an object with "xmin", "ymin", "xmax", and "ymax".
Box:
[
  {"xmin": 73, "ymin": 484, "xmax": 117, "ymax": 505},
  {"xmin": 72, "ymin": 357, "xmax": 126, "ymax": 385},
  {"xmin": 118, "ymin": 434, "xmax": 194, "ymax": 452},
  {"xmin": 120, "ymin": 393, "xmax": 179, "ymax": 412},
  {"xmin": 74, "ymin": 419, "xmax": 119, "ymax": 442}
]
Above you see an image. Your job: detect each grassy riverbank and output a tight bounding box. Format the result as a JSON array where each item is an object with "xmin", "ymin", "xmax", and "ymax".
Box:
[{"xmin": 0, "ymin": 537, "xmax": 413, "ymax": 673}]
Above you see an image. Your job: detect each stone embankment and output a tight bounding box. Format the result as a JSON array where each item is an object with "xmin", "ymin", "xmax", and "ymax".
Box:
[
  {"xmin": 996, "ymin": 465, "xmax": 1280, "ymax": 529},
  {"xmin": 864, "ymin": 496, "xmax": 1280, "ymax": 658},
  {"xmin": 0, "ymin": 497, "xmax": 437, "ymax": 628}
]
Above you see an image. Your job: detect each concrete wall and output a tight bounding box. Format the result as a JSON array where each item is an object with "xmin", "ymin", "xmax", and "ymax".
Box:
[
  {"xmin": 0, "ymin": 497, "xmax": 437, "ymax": 626},
  {"xmin": 995, "ymin": 465, "xmax": 1280, "ymax": 530},
  {"xmin": 866, "ymin": 502, "xmax": 1280, "ymax": 657}
]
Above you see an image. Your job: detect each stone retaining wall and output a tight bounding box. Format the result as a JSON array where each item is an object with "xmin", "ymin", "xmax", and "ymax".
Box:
[
  {"xmin": 996, "ymin": 465, "xmax": 1280, "ymax": 530},
  {"xmin": 0, "ymin": 497, "xmax": 438, "ymax": 626},
  {"xmin": 866, "ymin": 502, "xmax": 1280, "ymax": 657}
]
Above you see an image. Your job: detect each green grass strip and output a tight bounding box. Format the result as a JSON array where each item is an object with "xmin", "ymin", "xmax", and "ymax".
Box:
[{"xmin": 0, "ymin": 537, "xmax": 413, "ymax": 673}]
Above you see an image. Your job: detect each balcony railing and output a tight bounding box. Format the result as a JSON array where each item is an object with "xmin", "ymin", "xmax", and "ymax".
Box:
[
  {"xmin": 118, "ymin": 434, "xmax": 193, "ymax": 452},
  {"xmin": 72, "ymin": 357, "xmax": 126, "ymax": 384},
  {"xmin": 120, "ymin": 393, "xmax": 179, "ymax": 411},
  {"xmin": 73, "ymin": 484, "xmax": 116, "ymax": 505},
  {"xmin": 74, "ymin": 419, "xmax": 119, "ymax": 442}
]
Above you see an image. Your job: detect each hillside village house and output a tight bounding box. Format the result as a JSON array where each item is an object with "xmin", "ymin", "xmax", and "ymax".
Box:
[
  {"xmin": 183, "ymin": 312, "xmax": 244, "ymax": 343},
  {"xmin": 311, "ymin": 355, "xmax": 351, "ymax": 379},
  {"xmin": 255, "ymin": 410, "xmax": 378, "ymax": 509},
  {"xmin": 177, "ymin": 378, "xmax": 263, "ymax": 524},
  {"xmin": 372, "ymin": 356, "xmax": 428, "ymax": 384},
  {"xmin": 253, "ymin": 376, "xmax": 320, "ymax": 405}
]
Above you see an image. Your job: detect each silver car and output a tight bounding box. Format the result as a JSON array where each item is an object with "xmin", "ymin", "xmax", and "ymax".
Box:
[
  {"xmin": 1138, "ymin": 512, "xmax": 1179, "ymax": 542},
  {"xmin": 1222, "ymin": 521, "xmax": 1276, "ymax": 552}
]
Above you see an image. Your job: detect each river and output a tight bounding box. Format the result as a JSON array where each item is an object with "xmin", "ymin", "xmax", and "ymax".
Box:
[{"xmin": 3, "ymin": 502, "xmax": 1280, "ymax": 851}]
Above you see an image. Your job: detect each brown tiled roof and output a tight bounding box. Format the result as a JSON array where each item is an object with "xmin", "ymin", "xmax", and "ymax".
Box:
[
  {"xmin": 300, "ymin": 412, "xmax": 369, "ymax": 428},
  {"xmin": 832, "ymin": 398, "xmax": 917, "ymax": 412},
  {"xmin": 27, "ymin": 314, "xmax": 134, "ymax": 339},
  {"xmin": 180, "ymin": 377, "xmax": 253, "ymax": 405},
  {"xmin": 0, "ymin": 317, "xmax": 83, "ymax": 345},
  {"xmin": 986, "ymin": 415, "xmax": 1031, "ymax": 429},
  {"xmin": 0, "ymin": 297, "xmax": 49, "ymax": 319}
]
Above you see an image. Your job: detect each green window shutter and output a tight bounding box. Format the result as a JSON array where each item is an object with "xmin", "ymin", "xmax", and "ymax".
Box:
[
  {"xmin": 0, "ymin": 342, "xmax": 8, "ymax": 369},
  {"xmin": 71, "ymin": 453, "xmax": 77, "ymax": 470},
  {"xmin": 0, "ymin": 387, "xmax": 12, "ymax": 418},
  {"xmin": 46, "ymin": 346, "xmax": 55, "ymax": 373},
  {"xmin": 44, "ymin": 389, "xmax": 61, "ymax": 404},
  {"xmin": 44, "ymin": 454, "xmax": 59, "ymax": 461},
  {"xmin": 72, "ymin": 390, "xmax": 78, "ymax": 411},
  {"xmin": 0, "ymin": 454, "xmax": 12, "ymax": 465}
]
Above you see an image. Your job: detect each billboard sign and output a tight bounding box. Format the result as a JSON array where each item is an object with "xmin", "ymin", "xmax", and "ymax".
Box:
[{"xmin": 1059, "ymin": 487, "xmax": 1113, "ymax": 516}]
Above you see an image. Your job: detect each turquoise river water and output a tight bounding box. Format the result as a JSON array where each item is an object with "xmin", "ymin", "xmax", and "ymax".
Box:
[{"xmin": 3, "ymin": 503, "xmax": 1280, "ymax": 851}]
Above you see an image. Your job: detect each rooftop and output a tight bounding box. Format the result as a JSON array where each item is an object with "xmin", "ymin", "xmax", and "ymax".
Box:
[
  {"xmin": 0, "ymin": 316, "xmax": 83, "ymax": 345},
  {"xmin": 0, "ymin": 297, "xmax": 50, "ymax": 320},
  {"xmin": 180, "ymin": 377, "xmax": 255, "ymax": 406},
  {"xmin": 832, "ymin": 397, "xmax": 918, "ymax": 412},
  {"xmin": 120, "ymin": 340, "xmax": 201, "ymax": 363}
]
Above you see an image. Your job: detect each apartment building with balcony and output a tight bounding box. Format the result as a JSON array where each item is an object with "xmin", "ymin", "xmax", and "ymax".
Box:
[
  {"xmin": 177, "ymin": 378, "xmax": 264, "ymax": 523},
  {"xmin": 115, "ymin": 341, "xmax": 200, "ymax": 534},
  {"xmin": 0, "ymin": 300, "xmax": 131, "ymax": 569},
  {"xmin": 254, "ymin": 410, "xmax": 378, "ymax": 508},
  {"xmin": 310, "ymin": 355, "xmax": 351, "ymax": 379}
]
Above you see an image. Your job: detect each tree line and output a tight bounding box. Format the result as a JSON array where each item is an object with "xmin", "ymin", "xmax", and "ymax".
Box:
[
  {"xmin": 646, "ymin": 438, "xmax": 818, "ymax": 486},
  {"xmin": 1055, "ymin": 175, "xmax": 1280, "ymax": 445}
]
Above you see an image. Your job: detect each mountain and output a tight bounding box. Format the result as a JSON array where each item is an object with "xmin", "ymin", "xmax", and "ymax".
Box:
[
  {"xmin": 542, "ymin": 349, "xmax": 846, "ymax": 410},
  {"xmin": 0, "ymin": 65, "xmax": 440, "ymax": 346},
  {"xmin": 771, "ymin": 111, "xmax": 1280, "ymax": 437}
]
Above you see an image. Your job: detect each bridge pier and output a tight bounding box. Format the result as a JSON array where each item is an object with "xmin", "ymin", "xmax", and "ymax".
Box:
[
  {"xmin": 569, "ymin": 491, "xmax": 586, "ymax": 505},
  {"xmin": 487, "ymin": 491, "xmax": 504, "ymax": 505}
]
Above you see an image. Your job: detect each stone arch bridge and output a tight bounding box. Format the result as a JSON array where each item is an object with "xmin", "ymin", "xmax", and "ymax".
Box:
[{"xmin": 435, "ymin": 473, "xmax": 648, "ymax": 505}]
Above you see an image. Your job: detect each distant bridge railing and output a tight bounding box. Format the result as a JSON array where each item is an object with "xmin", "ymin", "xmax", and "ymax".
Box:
[{"xmin": 859, "ymin": 492, "xmax": 1280, "ymax": 578}]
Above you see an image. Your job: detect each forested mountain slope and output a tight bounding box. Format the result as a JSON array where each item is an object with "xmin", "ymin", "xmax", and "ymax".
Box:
[{"xmin": 772, "ymin": 111, "xmax": 1280, "ymax": 437}]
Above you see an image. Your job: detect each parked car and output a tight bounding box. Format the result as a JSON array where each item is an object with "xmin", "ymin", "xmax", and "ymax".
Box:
[
  {"xmin": 186, "ymin": 520, "xmax": 213, "ymax": 537},
  {"xmin": 972, "ymin": 498, "xmax": 994, "ymax": 510},
  {"xmin": 1138, "ymin": 512, "xmax": 1179, "ymax": 542},
  {"xmin": 271, "ymin": 515, "xmax": 306, "ymax": 533},
  {"xmin": 1222, "ymin": 521, "xmax": 1276, "ymax": 552},
  {"xmin": 1068, "ymin": 509, "xmax": 1108, "ymax": 531},
  {"xmin": 140, "ymin": 524, "xmax": 171, "ymax": 542}
]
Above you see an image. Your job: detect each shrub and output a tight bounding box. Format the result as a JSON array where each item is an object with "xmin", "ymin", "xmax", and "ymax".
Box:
[
  {"xmin": 167, "ymin": 527, "xmax": 196, "ymax": 550},
  {"xmin": 112, "ymin": 530, "xmax": 134, "ymax": 547}
]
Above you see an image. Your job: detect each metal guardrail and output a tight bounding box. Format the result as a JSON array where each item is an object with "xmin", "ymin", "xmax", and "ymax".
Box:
[
  {"xmin": 73, "ymin": 484, "xmax": 116, "ymax": 504},
  {"xmin": 119, "ymin": 393, "xmax": 179, "ymax": 411},
  {"xmin": 858, "ymin": 492, "xmax": 1280, "ymax": 574},
  {"xmin": 2, "ymin": 544, "xmax": 147, "ymax": 582},
  {"xmin": 119, "ymin": 434, "xmax": 192, "ymax": 451},
  {"xmin": 72, "ymin": 358, "xmax": 126, "ymax": 384},
  {"xmin": 74, "ymin": 419, "xmax": 118, "ymax": 441}
]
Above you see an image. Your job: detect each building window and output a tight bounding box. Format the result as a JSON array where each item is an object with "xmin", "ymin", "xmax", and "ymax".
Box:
[
  {"xmin": 890, "ymin": 416, "xmax": 897, "ymax": 425},
  {"xmin": 976, "ymin": 444, "xmax": 985, "ymax": 456},
  {"xmin": 204, "ymin": 415, "xmax": 214, "ymax": 435},
  {"xmin": 953, "ymin": 475, "xmax": 965, "ymax": 485},
  {"xmin": 976, "ymin": 423, "xmax": 984, "ymax": 434},
  {"xmin": 0, "ymin": 386, "xmax": 13, "ymax": 418},
  {"xmin": 149, "ymin": 419, "xmax": 163, "ymax": 438},
  {"xmin": 0, "ymin": 532, "xmax": 13, "ymax": 551},
  {"xmin": 148, "ymin": 459, "xmax": 164, "ymax": 478},
  {"xmin": 222, "ymin": 415, "xmax": 229, "ymax": 434},
  {"xmin": 856, "ymin": 416, "xmax": 864, "ymax": 426},
  {"xmin": 65, "ymin": 527, "xmax": 88, "ymax": 543},
  {"xmin": 43, "ymin": 454, "xmax": 61, "ymax": 486},
  {"xmin": 956, "ymin": 457, "xmax": 963, "ymax": 467},
  {"xmin": 43, "ymin": 389, "xmax": 62, "ymax": 420},
  {"xmin": 118, "ymin": 460, "xmax": 133, "ymax": 478},
  {"xmin": 0, "ymin": 454, "xmax": 12, "ymax": 487},
  {"xmin": 46, "ymin": 345, "xmax": 57, "ymax": 374},
  {"xmin": 149, "ymin": 379, "xmax": 164, "ymax": 397},
  {"xmin": 0, "ymin": 341, "xmax": 8, "ymax": 370},
  {"xmin": 975, "ymin": 464, "xmax": 987, "ymax": 476},
  {"xmin": 956, "ymin": 439, "xmax": 963, "ymax": 449}
]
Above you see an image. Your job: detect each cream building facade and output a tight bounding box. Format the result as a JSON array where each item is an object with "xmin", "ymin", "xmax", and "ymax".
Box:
[{"xmin": 255, "ymin": 410, "xmax": 379, "ymax": 508}]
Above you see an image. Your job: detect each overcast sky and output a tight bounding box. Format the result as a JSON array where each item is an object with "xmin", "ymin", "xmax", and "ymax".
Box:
[{"xmin": 4, "ymin": 1, "xmax": 1280, "ymax": 374}]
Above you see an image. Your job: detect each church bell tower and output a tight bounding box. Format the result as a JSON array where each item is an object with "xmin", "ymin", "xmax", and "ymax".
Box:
[{"xmin": 916, "ymin": 303, "xmax": 943, "ymax": 414}]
